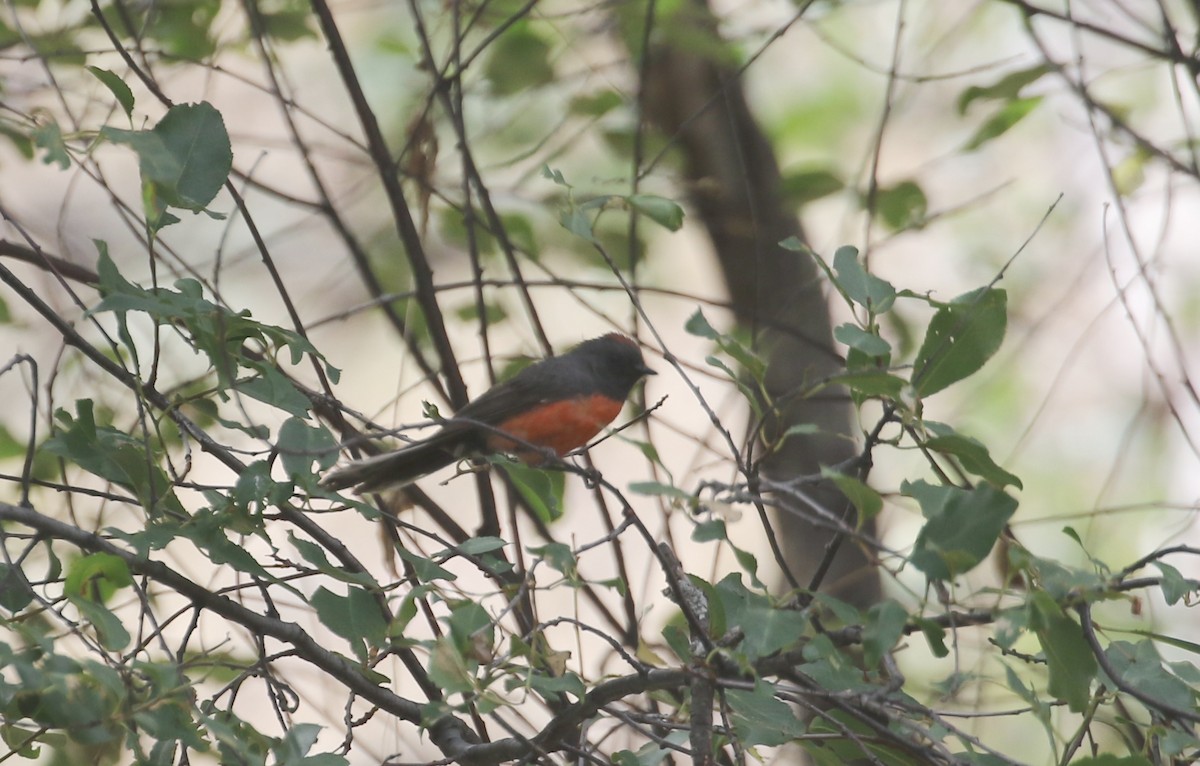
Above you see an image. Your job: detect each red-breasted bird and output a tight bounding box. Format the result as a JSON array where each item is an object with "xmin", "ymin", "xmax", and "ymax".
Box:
[{"xmin": 322, "ymin": 333, "xmax": 655, "ymax": 492}]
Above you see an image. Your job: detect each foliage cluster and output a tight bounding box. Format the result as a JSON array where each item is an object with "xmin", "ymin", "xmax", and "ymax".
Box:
[{"xmin": 0, "ymin": 0, "xmax": 1198, "ymax": 765}]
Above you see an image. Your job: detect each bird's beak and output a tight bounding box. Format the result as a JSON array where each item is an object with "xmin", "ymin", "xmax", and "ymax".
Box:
[{"xmin": 640, "ymin": 365, "xmax": 657, "ymax": 377}]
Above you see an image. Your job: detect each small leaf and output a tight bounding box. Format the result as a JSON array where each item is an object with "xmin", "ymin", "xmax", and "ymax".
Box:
[
  {"xmin": 235, "ymin": 367, "xmax": 312, "ymax": 417},
  {"xmin": 447, "ymin": 600, "xmax": 494, "ymax": 657},
  {"xmin": 958, "ymin": 64, "xmax": 1053, "ymax": 115},
  {"xmin": 874, "ymin": 180, "xmax": 928, "ymax": 231},
  {"xmin": 454, "ymin": 537, "xmax": 508, "ymax": 556},
  {"xmin": 628, "ymin": 480, "xmax": 692, "ymax": 502},
  {"xmin": 827, "ymin": 369, "xmax": 906, "ymax": 399},
  {"xmin": 823, "ymin": 470, "xmax": 883, "ymax": 523},
  {"xmin": 684, "ymin": 307, "xmax": 720, "ymax": 339},
  {"xmin": 101, "ymin": 101, "xmax": 232, "ymax": 219},
  {"xmin": 288, "ymin": 533, "xmax": 377, "ymax": 586},
  {"xmin": 714, "ymin": 574, "xmax": 807, "ymax": 659},
  {"xmin": 484, "ymin": 22, "xmax": 554, "ymax": 96},
  {"xmin": 569, "ymin": 90, "xmax": 623, "ymax": 117},
  {"xmin": 32, "ymin": 122, "xmax": 70, "ymax": 169},
  {"xmin": 311, "ymin": 586, "xmax": 387, "ymax": 661},
  {"xmin": 692, "ymin": 519, "xmax": 727, "ymax": 543},
  {"xmin": 913, "ymin": 287, "xmax": 1007, "ymax": 396},
  {"xmin": 831, "ymin": 246, "xmax": 896, "ymax": 313},
  {"xmin": 724, "ymin": 681, "xmax": 806, "ymax": 746},
  {"xmin": 428, "ymin": 638, "xmax": 475, "ymax": 694},
  {"xmin": 71, "ymin": 597, "xmax": 131, "ymax": 650},
  {"xmin": 65, "ymin": 552, "xmax": 133, "ymax": 602},
  {"xmin": 780, "ymin": 167, "xmax": 845, "ymax": 205},
  {"xmin": 1029, "ymin": 592, "xmax": 1097, "ymax": 713},
  {"xmin": 276, "ymin": 417, "xmax": 340, "ymax": 481},
  {"xmin": 963, "ymin": 96, "xmax": 1043, "ymax": 151},
  {"xmin": 1154, "ymin": 561, "xmax": 1200, "ymax": 606},
  {"xmin": 1068, "ymin": 756, "xmax": 1153, "ymax": 766},
  {"xmin": 87, "ymin": 66, "xmax": 135, "ymax": 120},
  {"xmin": 913, "ymin": 616, "xmax": 949, "ymax": 658},
  {"xmin": 0, "ymin": 564, "xmax": 34, "ymax": 612},
  {"xmin": 1104, "ymin": 639, "xmax": 1194, "ymax": 712},
  {"xmin": 526, "ymin": 542, "xmax": 576, "ymax": 577},
  {"xmin": 499, "ymin": 462, "xmax": 564, "ymax": 523},
  {"xmin": 834, "ymin": 323, "xmax": 891, "ymax": 357},
  {"xmin": 395, "ymin": 546, "xmax": 455, "ymax": 582},
  {"xmin": 904, "ymin": 480, "xmax": 1018, "ymax": 580},
  {"xmin": 558, "ymin": 207, "xmax": 595, "ymax": 243},
  {"xmin": 627, "ymin": 194, "xmax": 684, "ymax": 231},
  {"xmin": 862, "ymin": 599, "xmax": 909, "ymax": 668},
  {"xmin": 923, "ymin": 422, "xmax": 1022, "ymax": 489}
]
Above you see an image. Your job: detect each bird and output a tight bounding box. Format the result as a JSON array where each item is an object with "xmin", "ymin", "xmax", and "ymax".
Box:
[{"xmin": 322, "ymin": 333, "xmax": 655, "ymax": 492}]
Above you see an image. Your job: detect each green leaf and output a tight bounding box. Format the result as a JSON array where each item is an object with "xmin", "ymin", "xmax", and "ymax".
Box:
[
  {"xmin": 140, "ymin": 0, "xmax": 220, "ymax": 57},
  {"xmin": 1104, "ymin": 639, "xmax": 1195, "ymax": 713},
  {"xmin": 235, "ymin": 367, "xmax": 312, "ymax": 417},
  {"xmin": 685, "ymin": 308, "xmax": 720, "ymax": 340},
  {"xmin": 64, "ymin": 552, "xmax": 132, "ymax": 602},
  {"xmin": 827, "ymin": 369, "xmax": 906, "ymax": 399},
  {"xmin": 569, "ymin": 90, "xmax": 623, "ymax": 117},
  {"xmin": 903, "ymin": 480, "xmax": 1018, "ymax": 580},
  {"xmin": 498, "ymin": 462, "xmax": 565, "ymax": 523},
  {"xmin": 833, "ymin": 323, "xmax": 891, "ymax": 357},
  {"xmin": 0, "ymin": 564, "xmax": 34, "ymax": 612},
  {"xmin": 923, "ymin": 422, "xmax": 1022, "ymax": 489},
  {"xmin": 288, "ymin": 533, "xmax": 377, "ymax": 586},
  {"xmin": 724, "ymin": 681, "xmax": 806, "ymax": 746},
  {"xmin": 831, "ymin": 246, "xmax": 896, "ymax": 313},
  {"xmin": 692, "ymin": 519, "xmax": 727, "ymax": 543},
  {"xmin": 862, "ymin": 599, "xmax": 908, "ymax": 668},
  {"xmin": 233, "ymin": 460, "xmax": 291, "ymax": 518},
  {"xmin": 958, "ymin": 64, "xmax": 1053, "ymax": 115},
  {"xmin": 256, "ymin": 8, "xmax": 316, "ymax": 42},
  {"xmin": 42, "ymin": 400, "xmax": 186, "ymax": 517},
  {"xmin": 913, "ymin": 616, "xmax": 949, "ymax": 658},
  {"xmin": 874, "ymin": 180, "xmax": 928, "ymax": 231},
  {"xmin": 101, "ymin": 102, "xmax": 232, "ymax": 225},
  {"xmin": 70, "ymin": 597, "xmax": 131, "ymax": 651},
  {"xmin": 447, "ymin": 600, "xmax": 494, "ymax": 657},
  {"xmin": 913, "ymin": 287, "xmax": 1007, "ymax": 396},
  {"xmin": 274, "ymin": 723, "xmax": 347, "ymax": 766},
  {"xmin": 311, "ymin": 586, "xmax": 387, "ymax": 662},
  {"xmin": 963, "ymin": 96, "xmax": 1043, "ymax": 151},
  {"xmin": 1154, "ymin": 561, "xmax": 1200, "ymax": 606},
  {"xmin": 628, "ymin": 480, "xmax": 692, "ymax": 502},
  {"xmin": 179, "ymin": 510, "xmax": 276, "ymax": 582},
  {"xmin": 780, "ymin": 167, "xmax": 845, "ymax": 205},
  {"xmin": 613, "ymin": 740, "xmax": 680, "ymax": 766},
  {"xmin": 558, "ymin": 207, "xmax": 595, "ymax": 243},
  {"xmin": 484, "ymin": 22, "xmax": 554, "ymax": 96},
  {"xmin": 276, "ymin": 417, "xmax": 340, "ymax": 481},
  {"xmin": 823, "ymin": 469, "xmax": 883, "ymax": 523},
  {"xmin": 396, "ymin": 546, "xmax": 455, "ymax": 582},
  {"xmin": 428, "ymin": 638, "xmax": 475, "ymax": 694},
  {"xmin": 89, "ymin": 250, "xmax": 327, "ymax": 394},
  {"xmin": 627, "ymin": 194, "xmax": 684, "ymax": 231},
  {"xmin": 1029, "ymin": 592, "xmax": 1097, "ymax": 713},
  {"xmin": 1068, "ymin": 757, "xmax": 1153, "ymax": 766},
  {"xmin": 453, "ymin": 537, "xmax": 508, "ymax": 556},
  {"xmin": 527, "ymin": 542, "xmax": 576, "ymax": 577},
  {"xmin": 32, "ymin": 121, "xmax": 70, "ymax": 169},
  {"xmin": 713, "ymin": 574, "xmax": 806, "ymax": 659},
  {"xmin": 87, "ymin": 66, "xmax": 135, "ymax": 120},
  {"xmin": 523, "ymin": 670, "xmax": 586, "ymax": 699}
]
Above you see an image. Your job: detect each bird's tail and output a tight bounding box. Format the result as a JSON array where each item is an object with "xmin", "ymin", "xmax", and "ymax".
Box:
[{"xmin": 321, "ymin": 441, "xmax": 459, "ymax": 493}]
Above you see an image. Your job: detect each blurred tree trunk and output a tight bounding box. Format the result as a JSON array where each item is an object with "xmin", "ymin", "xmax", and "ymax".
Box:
[{"xmin": 637, "ymin": 0, "xmax": 880, "ymax": 608}]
